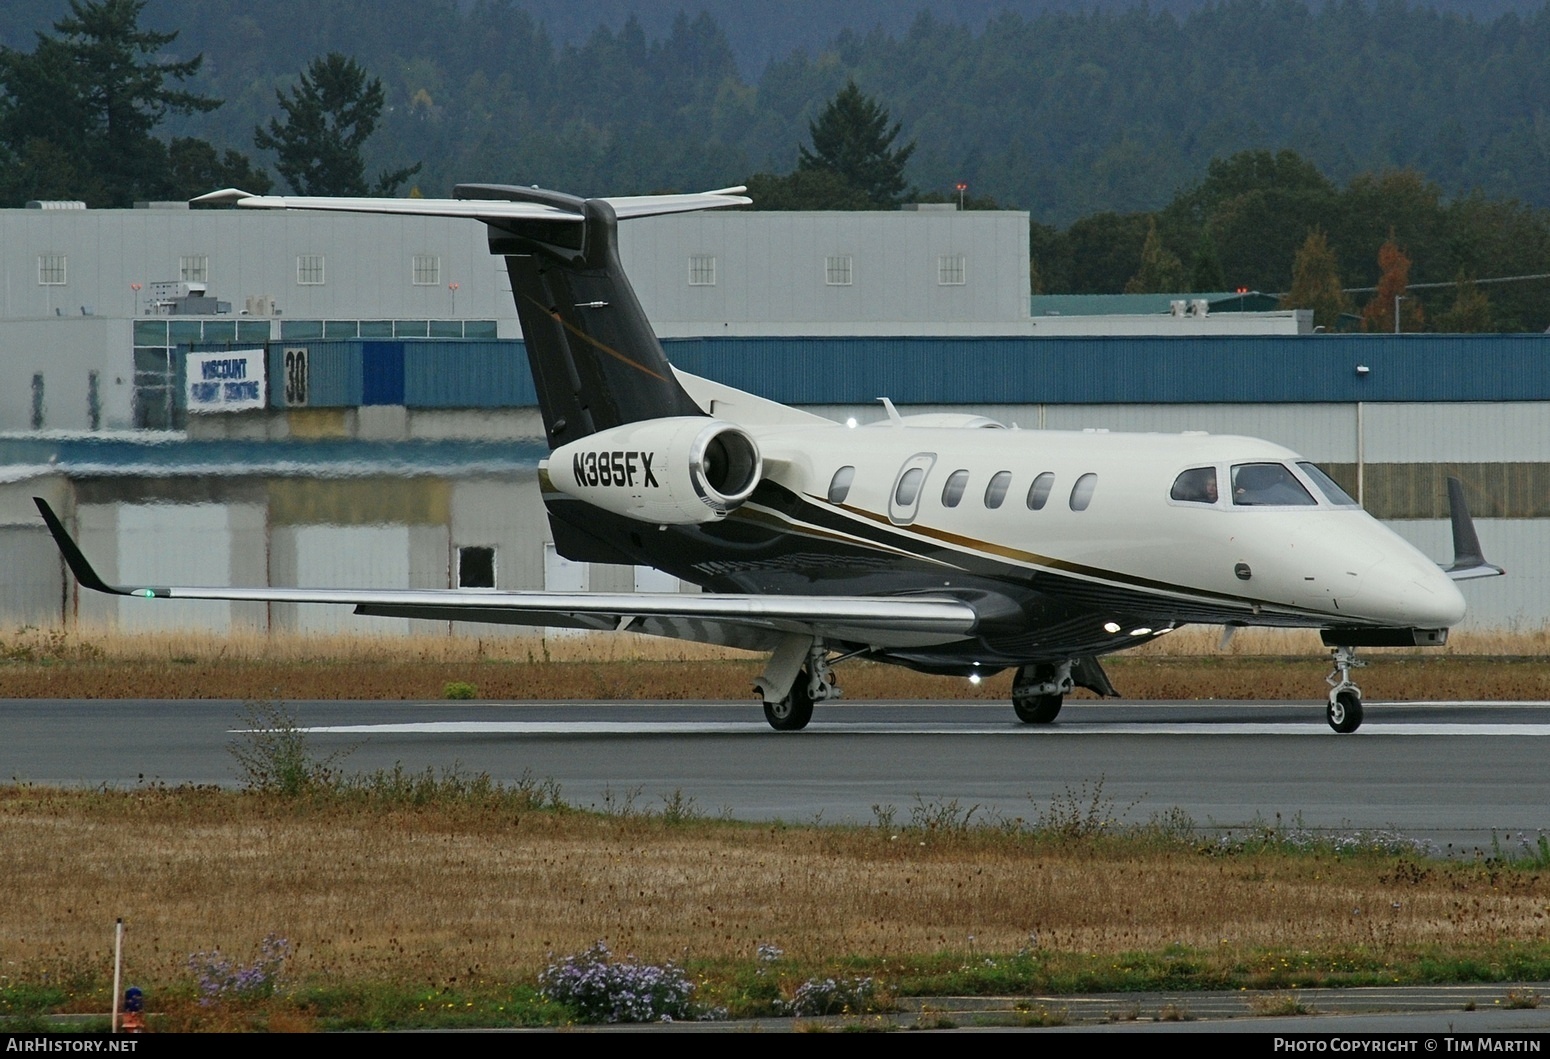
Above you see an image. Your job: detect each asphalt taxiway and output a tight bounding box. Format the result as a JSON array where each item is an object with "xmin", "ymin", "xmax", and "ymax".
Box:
[{"xmin": 6, "ymin": 698, "xmax": 1548, "ymax": 852}]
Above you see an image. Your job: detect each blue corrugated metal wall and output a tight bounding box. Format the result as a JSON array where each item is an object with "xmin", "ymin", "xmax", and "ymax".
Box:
[
  {"xmin": 403, "ymin": 340, "xmax": 534, "ymax": 408},
  {"xmin": 661, "ymin": 335, "xmax": 1550, "ymax": 405},
  {"xmin": 257, "ymin": 334, "xmax": 1550, "ymax": 408}
]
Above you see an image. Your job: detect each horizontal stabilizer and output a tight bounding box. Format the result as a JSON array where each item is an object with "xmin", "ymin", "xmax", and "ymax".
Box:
[
  {"xmin": 191, "ymin": 185, "xmax": 751, "ymax": 222},
  {"xmin": 1444, "ymin": 476, "xmax": 1505, "ymax": 581},
  {"xmin": 34, "ymin": 498, "xmax": 975, "ymax": 650}
]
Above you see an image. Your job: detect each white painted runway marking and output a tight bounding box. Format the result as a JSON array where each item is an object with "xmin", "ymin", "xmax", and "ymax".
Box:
[{"xmin": 289, "ymin": 720, "xmax": 1550, "ymax": 737}]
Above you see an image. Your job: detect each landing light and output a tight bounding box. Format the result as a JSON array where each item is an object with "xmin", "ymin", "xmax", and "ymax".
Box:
[
  {"xmin": 968, "ymin": 674, "xmax": 981, "ymax": 685},
  {"xmin": 846, "ymin": 417, "xmax": 858, "ymax": 428},
  {"xmin": 1103, "ymin": 622, "xmax": 1121, "ymax": 634},
  {"xmin": 1129, "ymin": 627, "xmax": 1152, "ymax": 637}
]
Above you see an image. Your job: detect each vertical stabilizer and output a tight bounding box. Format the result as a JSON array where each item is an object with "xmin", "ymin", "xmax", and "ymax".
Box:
[{"xmin": 466, "ymin": 187, "xmax": 705, "ymax": 447}]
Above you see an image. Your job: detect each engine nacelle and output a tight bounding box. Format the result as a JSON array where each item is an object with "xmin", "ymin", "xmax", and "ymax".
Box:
[{"xmin": 545, "ymin": 417, "xmax": 762, "ymax": 524}]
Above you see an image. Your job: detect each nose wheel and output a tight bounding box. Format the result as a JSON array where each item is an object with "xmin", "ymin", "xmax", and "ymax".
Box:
[{"xmin": 1325, "ymin": 645, "xmax": 1365, "ymax": 733}]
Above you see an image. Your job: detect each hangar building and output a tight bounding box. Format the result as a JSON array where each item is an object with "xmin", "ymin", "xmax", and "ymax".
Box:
[{"xmin": 0, "ymin": 201, "xmax": 1541, "ymax": 634}]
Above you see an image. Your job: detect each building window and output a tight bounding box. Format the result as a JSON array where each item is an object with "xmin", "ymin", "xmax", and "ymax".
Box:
[
  {"xmin": 458, "ymin": 546, "xmax": 496, "ymax": 589},
  {"xmin": 825, "ymin": 255, "xmax": 853, "ymax": 286},
  {"xmin": 180, "ymin": 254, "xmax": 208, "ymax": 283},
  {"xmin": 296, "ymin": 254, "xmax": 325, "ymax": 286},
  {"xmin": 37, "ymin": 254, "xmax": 66, "ymax": 286},
  {"xmin": 412, "ymin": 254, "xmax": 441, "ymax": 285},
  {"xmin": 688, "ymin": 255, "xmax": 716, "ymax": 286},
  {"xmin": 937, "ymin": 254, "xmax": 966, "ymax": 286}
]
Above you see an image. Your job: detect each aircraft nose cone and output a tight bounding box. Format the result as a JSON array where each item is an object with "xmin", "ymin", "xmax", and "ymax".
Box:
[{"xmin": 1357, "ymin": 556, "xmax": 1467, "ymax": 628}]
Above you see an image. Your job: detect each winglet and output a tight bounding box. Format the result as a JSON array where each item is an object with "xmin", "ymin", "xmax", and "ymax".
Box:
[
  {"xmin": 1445, "ymin": 476, "xmax": 1505, "ymax": 581},
  {"xmin": 34, "ymin": 497, "xmax": 126, "ymax": 596}
]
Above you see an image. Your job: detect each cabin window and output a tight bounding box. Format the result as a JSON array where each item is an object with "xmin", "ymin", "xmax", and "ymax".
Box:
[
  {"xmin": 1297, "ymin": 462, "xmax": 1359, "ymax": 506},
  {"xmin": 1070, "ymin": 473, "xmax": 1098, "ymax": 511},
  {"xmin": 941, "ymin": 469, "xmax": 969, "ymax": 507},
  {"xmin": 984, "ymin": 471, "xmax": 1012, "ymax": 509},
  {"xmin": 1170, "ymin": 466, "xmax": 1220, "ymax": 504},
  {"xmin": 1026, "ymin": 472, "xmax": 1055, "ymax": 510},
  {"xmin": 827, "ymin": 466, "xmax": 856, "ymax": 504},
  {"xmin": 1231, "ymin": 463, "xmax": 1316, "ymax": 506},
  {"xmin": 895, "ymin": 467, "xmax": 925, "ymax": 507}
]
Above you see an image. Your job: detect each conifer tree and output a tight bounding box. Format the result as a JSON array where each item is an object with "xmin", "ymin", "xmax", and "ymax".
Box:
[
  {"xmin": 255, "ymin": 53, "xmax": 420, "ymax": 196},
  {"xmin": 0, "ymin": 0, "xmax": 225, "ymax": 205},
  {"xmin": 797, "ymin": 80, "xmax": 915, "ymax": 207},
  {"xmin": 1124, "ymin": 217, "xmax": 1186, "ymax": 293},
  {"xmin": 1283, "ymin": 228, "xmax": 1352, "ymax": 330}
]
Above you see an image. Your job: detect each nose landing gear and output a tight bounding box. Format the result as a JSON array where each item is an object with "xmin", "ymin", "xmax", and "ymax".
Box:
[{"xmin": 1325, "ymin": 645, "xmax": 1365, "ymax": 733}]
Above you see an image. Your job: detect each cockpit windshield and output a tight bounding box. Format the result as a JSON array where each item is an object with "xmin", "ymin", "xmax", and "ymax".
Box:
[
  {"xmin": 1297, "ymin": 462, "xmax": 1360, "ymax": 507},
  {"xmin": 1230, "ymin": 463, "xmax": 1317, "ymax": 506}
]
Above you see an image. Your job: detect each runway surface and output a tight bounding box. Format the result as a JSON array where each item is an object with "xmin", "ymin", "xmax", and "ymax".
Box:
[{"xmin": 6, "ymin": 697, "xmax": 1549, "ymax": 852}]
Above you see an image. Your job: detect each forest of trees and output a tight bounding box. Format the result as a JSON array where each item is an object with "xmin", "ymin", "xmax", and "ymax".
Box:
[{"xmin": 1, "ymin": 0, "xmax": 1548, "ymax": 328}]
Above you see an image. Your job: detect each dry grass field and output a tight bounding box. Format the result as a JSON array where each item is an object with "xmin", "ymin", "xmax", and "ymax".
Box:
[
  {"xmin": 5, "ymin": 625, "xmax": 1550, "ymax": 1027},
  {"xmin": 1, "ymin": 625, "xmax": 1549, "ymax": 701},
  {"xmin": 4, "ymin": 779, "xmax": 1550, "ymax": 1029}
]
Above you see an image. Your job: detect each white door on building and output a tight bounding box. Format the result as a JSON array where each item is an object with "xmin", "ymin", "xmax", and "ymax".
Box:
[
  {"xmin": 116, "ymin": 504, "xmax": 232, "ymax": 632},
  {"xmin": 633, "ymin": 565, "xmax": 680, "ymax": 593},
  {"xmin": 542, "ymin": 542, "xmax": 588, "ymax": 637},
  {"xmin": 293, "ymin": 525, "xmax": 411, "ymax": 635}
]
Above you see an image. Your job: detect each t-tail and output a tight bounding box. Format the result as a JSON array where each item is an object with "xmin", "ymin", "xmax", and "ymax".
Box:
[
  {"xmin": 191, "ymin": 182, "xmax": 752, "ymax": 448},
  {"xmin": 462, "ymin": 185, "xmax": 703, "ymax": 446}
]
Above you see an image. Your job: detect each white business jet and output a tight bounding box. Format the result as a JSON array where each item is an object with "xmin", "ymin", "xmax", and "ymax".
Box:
[{"xmin": 36, "ymin": 183, "xmax": 1502, "ymax": 733}]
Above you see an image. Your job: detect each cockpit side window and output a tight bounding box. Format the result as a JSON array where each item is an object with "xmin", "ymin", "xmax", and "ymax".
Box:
[
  {"xmin": 1170, "ymin": 466, "xmax": 1219, "ymax": 504},
  {"xmin": 1297, "ymin": 462, "xmax": 1359, "ymax": 507},
  {"xmin": 1231, "ymin": 462, "xmax": 1317, "ymax": 506}
]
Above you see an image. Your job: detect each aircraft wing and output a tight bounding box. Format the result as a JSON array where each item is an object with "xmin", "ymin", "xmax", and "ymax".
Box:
[
  {"xmin": 191, "ymin": 186, "xmax": 751, "ymax": 221},
  {"xmin": 35, "ymin": 499, "xmax": 974, "ymax": 651}
]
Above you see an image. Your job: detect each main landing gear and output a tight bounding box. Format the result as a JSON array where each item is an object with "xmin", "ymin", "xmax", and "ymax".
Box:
[
  {"xmin": 1325, "ymin": 644, "xmax": 1365, "ymax": 733},
  {"xmin": 1012, "ymin": 661, "xmax": 1071, "ymax": 724},
  {"xmin": 757, "ymin": 637, "xmax": 842, "ymax": 731}
]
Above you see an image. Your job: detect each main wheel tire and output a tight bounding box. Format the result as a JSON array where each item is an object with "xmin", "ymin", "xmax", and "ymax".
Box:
[
  {"xmin": 764, "ymin": 667, "xmax": 815, "ymax": 731},
  {"xmin": 1013, "ymin": 693, "xmax": 1063, "ymax": 724},
  {"xmin": 1327, "ymin": 689, "xmax": 1363, "ymax": 733}
]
